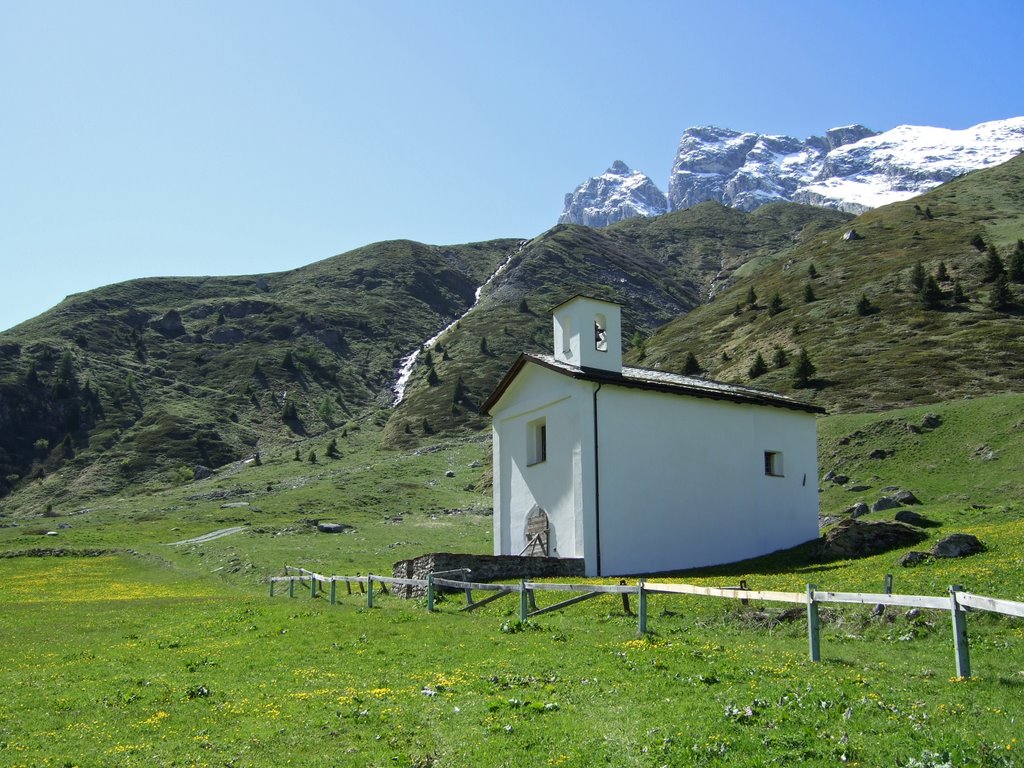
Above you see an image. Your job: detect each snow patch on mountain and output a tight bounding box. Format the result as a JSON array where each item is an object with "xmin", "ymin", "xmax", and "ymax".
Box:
[{"xmin": 795, "ymin": 118, "xmax": 1024, "ymax": 212}]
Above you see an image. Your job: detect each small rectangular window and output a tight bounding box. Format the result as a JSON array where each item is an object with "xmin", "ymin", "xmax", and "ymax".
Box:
[
  {"xmin": 764, "ymin": 451, "xmax": 783, "ymax": 477},
  {"xmin": 528, "ymin": 418, "xmax": 547, "ymax": 466}
]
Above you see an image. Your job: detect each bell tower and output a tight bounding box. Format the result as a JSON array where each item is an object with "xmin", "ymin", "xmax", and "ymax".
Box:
[{"xmin": 552, "ymin": 296, "xmax": 622, "ymax": 373}]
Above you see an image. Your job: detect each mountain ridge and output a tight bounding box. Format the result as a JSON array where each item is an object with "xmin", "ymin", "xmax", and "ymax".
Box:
[{"xmin": 560, "ymin": 117, "xmax": 1024, "ymax": 226}]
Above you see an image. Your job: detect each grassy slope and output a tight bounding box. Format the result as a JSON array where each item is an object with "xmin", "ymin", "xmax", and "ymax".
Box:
[
  {"xmin": 0, "ymin": 238, "xmax": 518, "ymax": 503},
  {"xmin": 636, "ymin": 155, "xmax": 1024, "ymax": 413},
  {"xmin": 1, "ymin": 395, "xmax": 1023, "ymax": 767}
]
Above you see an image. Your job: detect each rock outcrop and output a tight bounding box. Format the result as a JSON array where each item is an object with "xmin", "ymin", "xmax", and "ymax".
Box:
[
  {"xmin": 821, "ymin": 519, "xmax": 927, "ymax": 560},
  {"xmin": 558, "ymin": 161, "xmax": 668, "ymax": 227}
]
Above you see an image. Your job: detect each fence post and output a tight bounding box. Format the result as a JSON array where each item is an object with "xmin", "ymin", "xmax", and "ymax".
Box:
[
  {"xmin": 949, "ymin": 585, "xmax": 971, "ymax": 678},
  {"xmin": 462, "ymin": 569, "xmax": 473, "ymax": 606},
  {"xmin": 638, "ymin": 580, "xmax": 647, "ymax": 635},
  {"xmin": 310, "ymin": 575, "xmax": 316, "ymax": 599},
  {"xmin": 269, "ymin": 579, "xmax": 275, "ymax": 597},
  {"xmin": 807, "ymin": 583, "xmax": 820, "ymax": 662},
  {"xmin": 330, "ymin": 578, "xmax": 336, "ymax": 606},
  {"xmin": 367, "ymin": 576, "xmax": 375, "ymax": 609},
  {"xmin": 519, "ymin": 580, "xmax": 528, "ymax": 622},
  {"xmin": 620, "ymin": 579, "xmax": 632, "ymax": 616},
  {"xmin": 288, "ymin": 577, "xmax": 295, "ymax": 598},
  {"xmin": 427, "ymin": 574, "xmax": 435, "ymax": 613}
]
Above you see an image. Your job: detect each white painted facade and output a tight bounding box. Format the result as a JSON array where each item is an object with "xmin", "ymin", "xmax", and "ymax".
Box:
[{"xmin": 485, "ymin": 296, "xmax": 821, "ymax": 577}]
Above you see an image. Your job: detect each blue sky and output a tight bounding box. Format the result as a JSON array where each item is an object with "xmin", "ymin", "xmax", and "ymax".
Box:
[{"xmin": 1, "ymin": 1, "xmax": 1021, "ymax": 332}]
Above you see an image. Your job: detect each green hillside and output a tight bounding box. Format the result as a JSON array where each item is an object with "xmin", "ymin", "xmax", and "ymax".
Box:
[
  {"xmin": 385, "ymin": 202, "xmax": 852, "ymax": 443},
  {"xmin": 1, "ymin": 154, "xmax": 1023, "ymax": 512},
  {"xmin": 637, "ymin": 155, "xmax": 1024, "ymax": 412},
  {"xmin": 0, "ymin": 239, "xmax": 516, "ymax": 503}
]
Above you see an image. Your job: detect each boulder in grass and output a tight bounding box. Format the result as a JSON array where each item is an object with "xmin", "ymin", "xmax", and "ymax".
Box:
[
  {"xmin": 931, "ymin": 534, "xmax": 985, "ymax": 558},
  {"xmin": 822, "ymin": 519, "xmax": 927, "ymax": 560},
  {"xmin": 317, "ymin": 522, "xmax": 353, "ymax": 534},
  {"xmin": 846, "ymin": 502, "xmax": 869, "ymax": 518},
  {"xmin": 893, "ymin": 490, "xmax": 920, "ymax": 505},
  {"xmin": 894, "ymin": 509, "xmax": 927, "ymax": 527},
  {"xmin": 872, "ymin": 496, "xmax": 902, "ymax": 512},
  {"xmin": 898, "ymin": 550, "xmax": 930, "ymax": 568}
]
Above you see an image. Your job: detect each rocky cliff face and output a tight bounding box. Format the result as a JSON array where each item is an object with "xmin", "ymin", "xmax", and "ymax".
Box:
[
  {"xmin": 560, "ymin": 118, "xmax": 1024, "ymax": 222},
  {"xmin": 558, "ymin": 160, "xmax": 667, "ymax": 227}
]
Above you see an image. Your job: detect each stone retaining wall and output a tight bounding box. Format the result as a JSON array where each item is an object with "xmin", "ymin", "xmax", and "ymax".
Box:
[{"xmin": 391, "ymin": 553, "xmax": 585, "ymax": 599}]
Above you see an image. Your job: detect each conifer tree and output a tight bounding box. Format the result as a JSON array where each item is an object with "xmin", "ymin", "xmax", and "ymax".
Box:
[
  {"xmin": 453, "ymin": 377, "xmax": 467, "ymax": 403},
  {"xmin": 682, "ymin": 352, "xmax": 701, "ymax": 375},
  {"xmin": 807, "ymin": 263, "xmax": 818, "ymax": 279},
  {"xmin": 920, "ymin": 276, "xmax": 943, "ymax": 310},
  {"xmin": 983, "ymin": 244, "xmax": 1004, "ymax": 282},
  {"xmin": 910, "ymin": 261, "xmax": 926, "ymax": 291},
  {"xmin": 772, "ymin": 348, "xmax": 788, "ymax": 369},
  {"xmin": 746, "ymin": 286, "xmax": 757, "ymax": 307},
  {"xmin": 793, "ymin": 348, "xmax": 816, "ymax": 388},
  {"xmin": 325, "ymin": 438, "xmax": 340, "ymax": 459},
  {"xmin": 282, "ymin": 400, "xmax": 298, "ymax": 422},
  {"xmin": 988, "ymin": 273, "xmax": 1013, "ymax": 309},
  {"xmin": 748, "ymin": 353, "xmax": 768, "ymax": 379},
  {"xmin": 1010, "ymin": 239, "xmax": 1024, "ymax": 282},
  {"xmin": 935, "ymin": 261, "xmax": 949, "ymax": 282},
  {"xmin": 768, "ymin": 293, "xmax": 784, "ymax": 316},
  {"xmin": 856, "ymin": 294, "xmax": 874, "ymax": 316},
  {"xmin": 953, "ymin": 280, "xmax": 967, "ymax": 304},
  {"xmin": 803, "ymin": 283, "xmax": 816, "ymax": 303}
]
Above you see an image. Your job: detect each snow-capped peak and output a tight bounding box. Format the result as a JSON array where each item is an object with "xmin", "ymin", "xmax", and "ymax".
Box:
[
  {"xmin": 558, "ymin": 161, "xmax": 668, "ymax": 227},
  {"xmin": 559, "ymin": 117, "xmax": 1024, "ymax": 223}
]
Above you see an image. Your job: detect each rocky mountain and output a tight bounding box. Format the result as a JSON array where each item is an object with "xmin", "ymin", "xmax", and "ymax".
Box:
[
  {"xmin": 558, "ymin": 161, "xmax": 667, "ymax": 227},
  {"xmin": 560, "ymin": 117, "xmax": 1024, "ymax": 223}
]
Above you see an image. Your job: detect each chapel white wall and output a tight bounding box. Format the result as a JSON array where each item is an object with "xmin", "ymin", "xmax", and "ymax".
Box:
[
  {"xmin": 596, "ymin": 387, "xmax": 819, "ymax": 575},
  {"xmin": 491, "ymin": 367, "xmax": 592, "ymax": 563}
]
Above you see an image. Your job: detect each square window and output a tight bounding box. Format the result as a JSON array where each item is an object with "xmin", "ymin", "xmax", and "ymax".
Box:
[
  {"xmin": 764, "ymin": 451, "xmax": 783, "ymax": 477},
  {"xmin": 528, "ymin": 418, "xmax": 547, "ymax": 466}
]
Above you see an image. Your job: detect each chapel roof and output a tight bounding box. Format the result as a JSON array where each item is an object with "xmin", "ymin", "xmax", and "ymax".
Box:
[{"xmin": 482, "ymin": 353, "xmax": 826, "ymax": 416}]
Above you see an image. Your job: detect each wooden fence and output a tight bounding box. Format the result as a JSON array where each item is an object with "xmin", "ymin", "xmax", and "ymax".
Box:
[{"xmin": 269, "ymin": 566, "xmax": 1024, "ymax": 679}]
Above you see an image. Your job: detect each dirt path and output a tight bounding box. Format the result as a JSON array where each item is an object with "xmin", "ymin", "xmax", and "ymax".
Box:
[{"xmin": 166, "ymin": 526, "xmax": 246, "ymax": 546}]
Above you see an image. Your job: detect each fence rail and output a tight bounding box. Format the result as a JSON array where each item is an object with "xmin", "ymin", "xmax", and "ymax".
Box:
[{"xmin": 269, "ymin": 565, "xmax": 1024, "ymax": 679}]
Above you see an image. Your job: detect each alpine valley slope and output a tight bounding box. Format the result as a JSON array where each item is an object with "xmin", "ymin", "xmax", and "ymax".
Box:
[
  {"xmin": 0, "ymin": 239, "xmax": 517, "ymax": 504},
  {"xmin": 2, "ymin": 155, "xmax": 1024, "ymax": 512},
  {"xmin": 393, "ymin": 153, "xmax": 1024, "ymax": 433}
]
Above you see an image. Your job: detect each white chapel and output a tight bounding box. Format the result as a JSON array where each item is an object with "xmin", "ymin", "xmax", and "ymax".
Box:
[{"xmin": 482, "ymin": 295, "xmax": 823, "ymax": 577}]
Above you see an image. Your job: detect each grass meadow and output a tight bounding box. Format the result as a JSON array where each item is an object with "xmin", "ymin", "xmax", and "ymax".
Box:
[{"xmin": 2, "ymin": 395, "xmax": 1023, "ymax": 767}]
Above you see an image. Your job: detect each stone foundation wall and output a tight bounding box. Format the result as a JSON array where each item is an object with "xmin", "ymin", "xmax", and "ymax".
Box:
[{"xmin": 391, "ymin": 553, "xmax": 585, "ymax": 599}]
